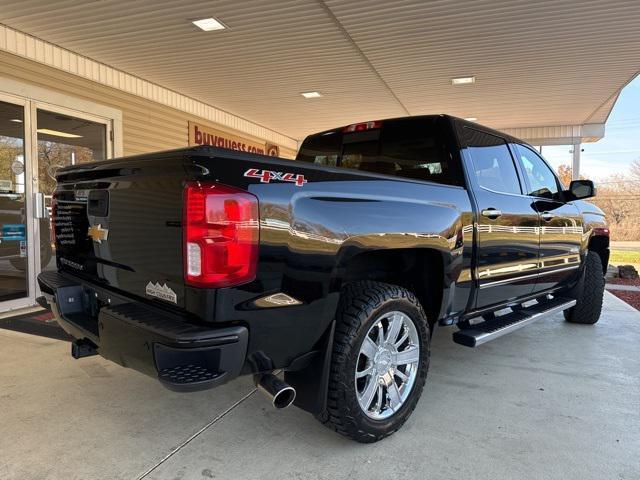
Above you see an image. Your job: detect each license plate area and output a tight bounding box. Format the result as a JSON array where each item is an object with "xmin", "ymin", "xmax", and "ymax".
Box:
[{"xmin": 54, "ymin": 284, "xmax": 103, "ymax": 337}]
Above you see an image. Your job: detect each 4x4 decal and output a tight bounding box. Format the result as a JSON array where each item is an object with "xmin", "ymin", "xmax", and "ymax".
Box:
[{"xmin": 244, "ymin": 168, "xmax": 307, "ymax": 187}]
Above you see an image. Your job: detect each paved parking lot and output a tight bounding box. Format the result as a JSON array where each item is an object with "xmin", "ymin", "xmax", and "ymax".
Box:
[{"xmin": 1, "ymin": 291, "xmax": 638, "ymax": 480}]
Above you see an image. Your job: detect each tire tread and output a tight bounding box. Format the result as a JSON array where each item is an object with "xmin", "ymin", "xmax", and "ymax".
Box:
[
  {"xmin": 564, "ymin": 251, "xmax": 605, "ymax": 324},
  {"xmin": 318, "ymin": 281, "xmax": 430, "ymax": 443}
]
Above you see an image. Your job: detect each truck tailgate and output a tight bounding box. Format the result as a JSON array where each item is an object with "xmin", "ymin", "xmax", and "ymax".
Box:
[{"xmin": 53, "ymin": 156, "xmax": 187, "ymax": 307}]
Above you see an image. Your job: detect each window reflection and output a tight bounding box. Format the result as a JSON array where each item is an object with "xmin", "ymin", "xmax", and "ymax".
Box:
[
  {"xmin": 37, "ymin": 110, "xmax": 107, "ymax": 195},
  {"xmin": 0, "ymin": 101, "xmax": 28, "ymax": 301},
  {"xmin": 37, "ymin": 110, "xmax": 107, "ymax": 272}
]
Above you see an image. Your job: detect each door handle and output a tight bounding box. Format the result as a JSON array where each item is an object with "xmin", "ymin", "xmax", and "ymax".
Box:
[
  {"xmin": 34, "ymin": 192, "xmax": 47, "ymax": 219},
  {"xmin": 541, "ymin": 212, "xmax": 554, "ymax": 222},
  {"xmin": 481, "ymin": 208, "xmax": 502, "ymax": 219}
]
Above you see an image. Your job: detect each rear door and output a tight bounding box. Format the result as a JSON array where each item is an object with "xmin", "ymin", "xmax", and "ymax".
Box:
[
  {"xmin": 511, "ymin": 144, "xmax": 583, "ymax": 292},
  {"xmin": 461, "ymin": 128, "xmax": 541, "ymax": 309}
]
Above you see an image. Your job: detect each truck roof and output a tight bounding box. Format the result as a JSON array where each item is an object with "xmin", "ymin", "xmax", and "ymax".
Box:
[{"xmin": 304, "ymin": 114, "xmax": 526, "ymax": 146}]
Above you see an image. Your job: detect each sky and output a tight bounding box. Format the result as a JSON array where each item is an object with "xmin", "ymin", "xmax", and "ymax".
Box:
[{"xmin": 542, "ymin": 74, "xmax": 640, "ymax": 180}]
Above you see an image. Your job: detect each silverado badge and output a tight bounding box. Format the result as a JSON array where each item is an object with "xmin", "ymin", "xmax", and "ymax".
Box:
[
  {"xmin": 145, "ymin": 281, "xmax": 178, "ymax": 304},
  {"xmin": 87, "ymin": 224, "xmax": 109, "ymax": 243}
]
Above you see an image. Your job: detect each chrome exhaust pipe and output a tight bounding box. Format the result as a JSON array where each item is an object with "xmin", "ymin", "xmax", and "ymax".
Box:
[{"xmin": 254, "ymin": 373, "xmax": 296, "ymax": 409}]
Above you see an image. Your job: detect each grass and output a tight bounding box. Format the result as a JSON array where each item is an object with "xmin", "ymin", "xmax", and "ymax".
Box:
[
  {"xmin": 609, "ymin": 250, "xmax": 640, "ymax": 274},
  {"xmin": 605, "ymin": 250, "xmax": 640, "ymax": 310},
  {"xmin": 609, "ymin": 250, "xmax": 640, "ymax": 265}
]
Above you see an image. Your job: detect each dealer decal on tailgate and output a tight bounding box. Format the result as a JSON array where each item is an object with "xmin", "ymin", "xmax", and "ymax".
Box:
[{"xmin": 244, "ymin": 168, "xmax": 307, "ymax": 187}]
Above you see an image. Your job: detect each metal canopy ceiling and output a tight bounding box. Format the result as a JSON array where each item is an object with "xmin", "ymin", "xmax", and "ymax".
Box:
[{"xmin": 1, "ymin": 0, "xmax": 639, "ymax": 142}]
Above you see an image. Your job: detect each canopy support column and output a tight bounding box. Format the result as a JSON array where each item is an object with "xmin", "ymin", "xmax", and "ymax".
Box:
[{"xmin": 572, "ymin": 143, "xmax": 581, "ymax": 180}]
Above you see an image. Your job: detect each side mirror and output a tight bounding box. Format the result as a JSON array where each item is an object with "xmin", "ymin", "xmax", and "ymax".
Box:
[{"xmin": 567, "ymin": 179, "xmax": 596, "ymax": 200}]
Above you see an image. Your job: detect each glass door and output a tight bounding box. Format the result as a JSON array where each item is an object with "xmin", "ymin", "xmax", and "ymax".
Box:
[
  {"xmin": 0, "ymin": 98, "xmax": 34, "ymax": 309},
  {"xmin": 34, "ymin": 106, "xmax": 110, "ymax": 276},
  {"xmin": 0, "ymin": 93, "xmax": 113, "ymax": 313}
]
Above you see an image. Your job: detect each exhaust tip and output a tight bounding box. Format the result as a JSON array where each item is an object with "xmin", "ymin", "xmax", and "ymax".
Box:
[
  {"xmin": 272, "ymin": 386, "xmax": 296, "ymax": 409},
  {"xmin": 255, "ymin": 373, "xmax": 296, "ymax": 409}
]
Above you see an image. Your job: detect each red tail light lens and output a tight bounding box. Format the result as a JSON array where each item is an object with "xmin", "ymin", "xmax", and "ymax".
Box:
[
  {"xmin": 593, "ymin": 227, "xmax": 610, "ymax": 237},
  {"xmin": 184, "ymin": 182, "xmax": 259, "ymax": 288}
]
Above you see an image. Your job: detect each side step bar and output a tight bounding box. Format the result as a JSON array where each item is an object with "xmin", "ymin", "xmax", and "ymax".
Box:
[{"xmin": 453, "ymin": 297, "xmax": 576, "ymax": 347}]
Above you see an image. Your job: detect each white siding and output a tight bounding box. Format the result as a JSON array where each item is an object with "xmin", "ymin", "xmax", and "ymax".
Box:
[{"xmin": 0, "ymin": 50, "xmax": 297, "ymax": 158}]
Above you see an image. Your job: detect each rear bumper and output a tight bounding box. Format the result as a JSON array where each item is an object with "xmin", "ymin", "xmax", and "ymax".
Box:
[{"xmin": 37, "ymin": 270, "xmax": 248, "ymax": 392}]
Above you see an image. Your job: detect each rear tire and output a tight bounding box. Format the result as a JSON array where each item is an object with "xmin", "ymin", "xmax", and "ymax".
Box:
[
  {"xmin": 318, "ymin": 281, "xmax": 430, "ymax": 443},
  {"xmin": 563, "ymin": 251, "xmax": 605, "ymax": 325}
]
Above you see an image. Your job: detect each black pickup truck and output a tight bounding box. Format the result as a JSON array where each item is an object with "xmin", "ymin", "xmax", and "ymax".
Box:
[{"xmin": 38, "ymin": 115, "xmax": 608, "ymax": 443}]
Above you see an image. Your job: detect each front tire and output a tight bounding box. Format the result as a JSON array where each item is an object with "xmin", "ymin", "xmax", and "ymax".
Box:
[
  {"xmin": 319, "ymin": 281, "xmax": 430, "ymax": 443},
  {"xmin": 563, "ymin": 251, "xmax": 605, "ymax": 324}
]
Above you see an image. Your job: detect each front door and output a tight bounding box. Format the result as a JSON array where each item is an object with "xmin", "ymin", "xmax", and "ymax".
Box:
[
  {"xmin": 461, "ymin": 127, "xmax": 541, "ymax": 310},
  {"xmin": 0, "ymin": 98, "xmax": 34, "ymax": 309},
  {"xmin": 512, "ymin": 144, "xmax": 583, "ymax": 292},
  {"xmin": 0, "ymin": 94, "xmax": 112, "ymax": 313},
  {"xmin": 34, "ymin": 106, "xmax": 110, "ymax": 278}
]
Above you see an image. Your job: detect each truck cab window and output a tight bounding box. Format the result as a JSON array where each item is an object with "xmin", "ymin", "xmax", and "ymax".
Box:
[
  {"xmin": 514, "ymin": 145, "xmax": 560, "ymax": 199},
  {"xmin": 296, "ymin": 116, "xmax": 463, "ymax": 186},
  {"xmin": 296, "ymin": 131, "xmax": 340, "ymax": 167},
  {"xmin": 377, "ymin": 118, "xmax": 450, "ymax": 181},
  {"xmin": 342, "ymin": 129, "xmax": 381, "ymax": 171},
  {"xmin": 464, "ymin": 129, "xmax": 521, "ymax": 195}
]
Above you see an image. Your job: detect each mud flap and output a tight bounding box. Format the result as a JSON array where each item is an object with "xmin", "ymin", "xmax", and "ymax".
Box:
[{"xmin": 284, "ymin": 321, "xmax": 335, "ymax": 415}]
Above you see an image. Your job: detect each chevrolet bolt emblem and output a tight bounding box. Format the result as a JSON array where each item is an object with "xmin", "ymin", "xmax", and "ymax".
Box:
[{"xmin": 88, "ymin": 224, "xmax": 109, "ymax": 243}]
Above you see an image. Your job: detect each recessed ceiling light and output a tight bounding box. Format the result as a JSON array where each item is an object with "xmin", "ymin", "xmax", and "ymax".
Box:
[
  {"xmin": 192, "ymin": 17, "xmax": 226, "ymax": 31},
  {"xmin": 301, "ymin": 91, "xmax": 323, "ymax": 99},
  {"xmin": 464, "ymin": 117, "xmax": 478, "ymax": 122},
  {"xmin": 451, "ymin": 76, "xmax": 476, "ymax": 85},
  {"xmin": 37, "ymin": 128, "xmax": 83, "ymax": 138},
  {"xmin": 9, "ymin": 118, "xmax": 22, "ymax": 123}
]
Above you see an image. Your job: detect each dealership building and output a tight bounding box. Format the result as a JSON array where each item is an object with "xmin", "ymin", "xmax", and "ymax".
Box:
[
  {"xmin": 0, "ymin": 24, "xmax": 300, "ymax": 313},
  {"xmin": 0, "ymin": 0, "xmax": 637, "ymax": 314},
  {"xmin": 0, "ymin": 2, "xmax": 639, "ymax": 478}
]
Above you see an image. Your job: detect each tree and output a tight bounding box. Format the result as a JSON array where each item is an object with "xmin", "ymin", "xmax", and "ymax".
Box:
[
  {"xmin": 630, "ymin": 159, "xmax": 640, "ymax": 181},
  {"xmin": 0, "ymin": 138, "xmax": 25, "ymax": 193},
  {"xmin": 37, "ymin": 141, "xmax": 95, "ymax": 195},
  {"xmin": 590, "ymin": 171, "xmax": 640, "ymax": 240},
  {"xmin": 556, "ymin": 164, "xmax": 573, "ymax": 188}
]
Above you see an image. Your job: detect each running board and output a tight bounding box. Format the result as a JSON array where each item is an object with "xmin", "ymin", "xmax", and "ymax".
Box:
[{"xmin": 453, "ymin": 297, "xmax": 577, "ymax": 347}]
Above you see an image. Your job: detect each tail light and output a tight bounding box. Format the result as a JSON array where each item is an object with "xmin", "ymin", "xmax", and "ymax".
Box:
[
  {"xmin": 183, "ymin": 182, "xmax": 259, "ymax": 288},
  {"xmin": 593, "ymin": 227, "xmax": 610, "ymax": 237}
]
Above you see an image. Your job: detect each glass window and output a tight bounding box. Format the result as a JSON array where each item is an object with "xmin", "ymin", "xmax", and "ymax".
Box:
[
  {"xmin": 36, "ymin": 109, "xmax": 107, "ymax": 272},
  {"xmin": 464, "ymin": 128, "xmax": 521, "ymax": 195},
  {"xmin": 0, "ymin": 100, "xmax": 29, "ymax": 301},
  {"xmin": 296, "ymin": 130, "xmax": 340, "ymax": 167},
  {"xmin": 296, "ymin": 116, "xmax": 461, "ymax": 185},
  {"xmin": 37, "ymin": 109, "xmax": 107, "ymax": 196},
  {"xmin": 377, "ymin": 118, "xmax": 451, "ymax": 181},
  {"xmin": 514, "ymin": 144, "xmax": 560, "ymax": 199}
]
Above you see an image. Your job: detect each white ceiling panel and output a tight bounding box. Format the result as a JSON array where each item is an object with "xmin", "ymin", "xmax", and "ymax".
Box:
[{"xmin": 1, "ymin": 0, "xmax": 639, "ymax": 139}]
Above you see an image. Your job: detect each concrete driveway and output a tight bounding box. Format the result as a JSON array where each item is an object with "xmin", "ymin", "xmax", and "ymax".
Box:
[{"xmin": 1, "ymin": 292, "xmax": 638, "ymax": 480}]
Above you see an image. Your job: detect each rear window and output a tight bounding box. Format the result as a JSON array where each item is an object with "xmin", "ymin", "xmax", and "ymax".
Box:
[{"xmin": 296, "ymin": 117, "xmax": 462, "ymax": 186}]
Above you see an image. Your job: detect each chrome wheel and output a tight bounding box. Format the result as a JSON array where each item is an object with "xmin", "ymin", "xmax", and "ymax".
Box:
[{"xmin": 355, "ymin": 310, "xmax": 420, "ymax": 420}]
